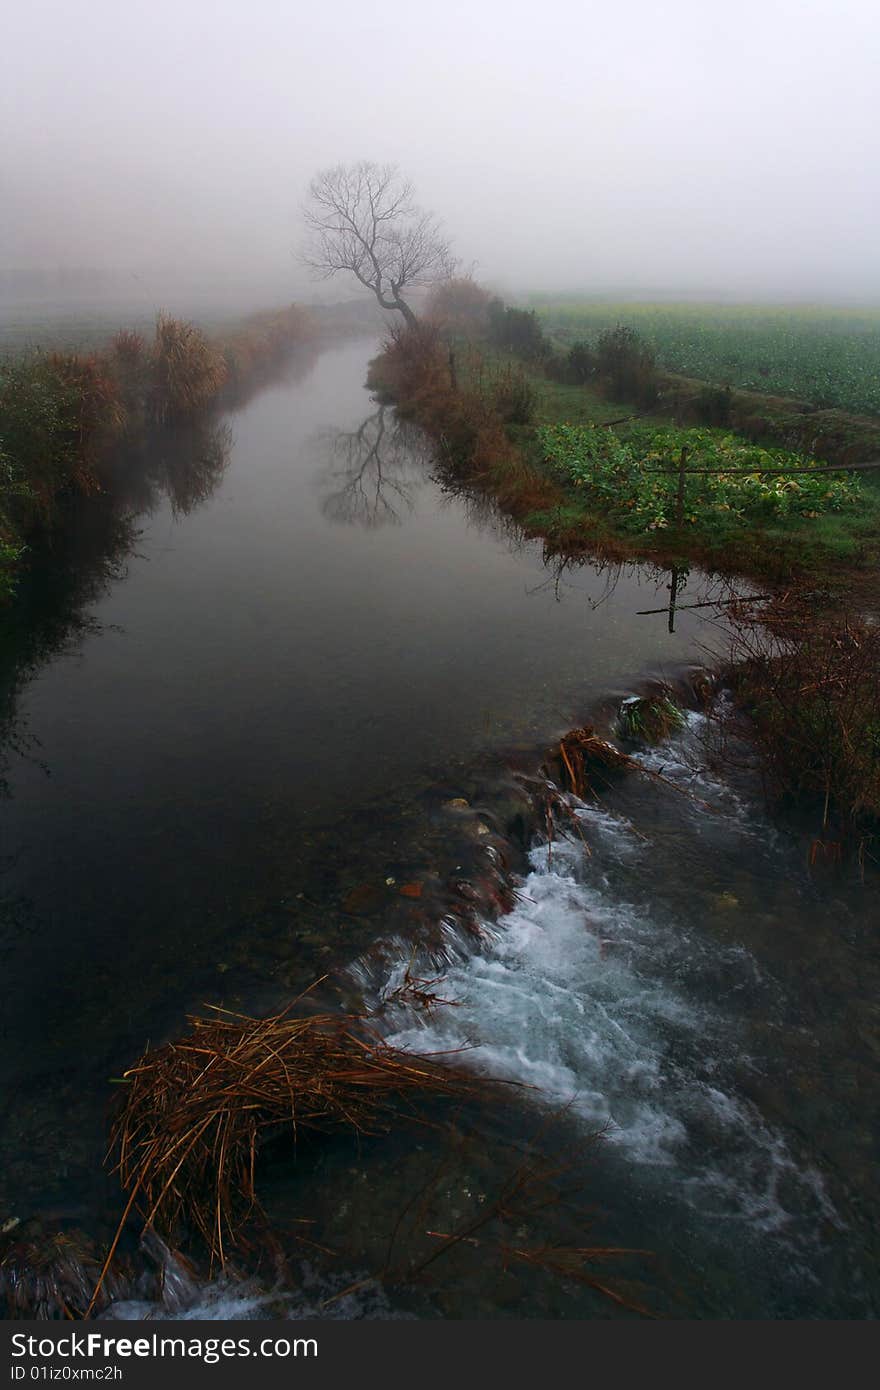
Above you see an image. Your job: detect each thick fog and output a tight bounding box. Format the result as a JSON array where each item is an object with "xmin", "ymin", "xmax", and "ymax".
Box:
[{"xmin": 2, "ymin": 0, "xmax": 878, "ymax": 305}]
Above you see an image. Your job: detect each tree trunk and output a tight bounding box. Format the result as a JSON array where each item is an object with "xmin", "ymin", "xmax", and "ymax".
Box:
[
  {"xmin": 372, "ymin": 284, "xmax": 418, "ymax": 330},
  {"xmin": 393, "ymin": 295, "xmax": 418, "ymax": 330}
]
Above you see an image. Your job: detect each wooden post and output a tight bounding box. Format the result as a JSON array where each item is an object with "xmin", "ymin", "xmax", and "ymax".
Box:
[
  {"xmin": 676, "ymin": 445, "xmax": 688, "ymax": 527},
  {"xmin": 667, "ymin": 566, "xmax": 680, "ymax": 633}
]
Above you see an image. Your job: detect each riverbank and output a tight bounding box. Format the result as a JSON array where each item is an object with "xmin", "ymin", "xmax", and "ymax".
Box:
[
  {"xmin": 367, "ymin": 323, "xmax": 880, "ymax": 587},
  {"xmin": 0, "ymin": 304, "xmax": 323, "ymax": 599}
]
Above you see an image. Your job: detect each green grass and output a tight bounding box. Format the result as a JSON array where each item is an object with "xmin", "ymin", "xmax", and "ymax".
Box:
[
  {"xmin": 529, "ymin": 375, "xmax": 630, "ymax": 426},
  {"xmin": 618, "ymin": 695, "xmax": 685, "ymax": 744},
  {"xmin": 530, "ymin": 299, "xmax": 880, "ymax": 417}
]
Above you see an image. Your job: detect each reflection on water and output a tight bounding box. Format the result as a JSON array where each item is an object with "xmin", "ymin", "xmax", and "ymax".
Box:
[
  {"xmin": 0, "ymin": 418, "xmax": 233, "ymax": 793},
  {"xmin": 318, "ymin": 406, "xmax": 430, "ymax": 529},
  {"xmin": 150, "ymin": 420, "xmax": 233, "ymax": 519}
]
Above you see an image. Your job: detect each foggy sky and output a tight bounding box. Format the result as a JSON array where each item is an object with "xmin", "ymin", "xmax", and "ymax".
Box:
[{"xmin": 3, "ymin": 0, "xmax": 879, "ymax": 302}]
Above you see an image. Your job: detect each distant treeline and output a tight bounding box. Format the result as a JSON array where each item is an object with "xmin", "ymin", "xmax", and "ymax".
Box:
[{"xmin": 0, "ymin": 305, "xmax": 316, "ymax": 598}]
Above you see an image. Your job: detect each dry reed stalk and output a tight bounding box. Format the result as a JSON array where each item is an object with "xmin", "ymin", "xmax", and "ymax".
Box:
[
  {"xmin": 718, "ymin": 593, "xmax": 880, "ymax": 832},
  {"xmin": 551, "ymin": 725, "xmax": 714, "ymax": 814},
  {"xmin": 152, "ymin": 314, "xmax": 228, "ymax": 420},
  {"xmin": 103, "ymin": 1003, "xmax": 487, "ymax": 1279}
]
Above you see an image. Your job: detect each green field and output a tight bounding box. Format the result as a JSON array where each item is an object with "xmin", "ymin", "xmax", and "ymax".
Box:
[{"xmin": 530, "ymin": 300, "xmax": 880, "ymax": 417}]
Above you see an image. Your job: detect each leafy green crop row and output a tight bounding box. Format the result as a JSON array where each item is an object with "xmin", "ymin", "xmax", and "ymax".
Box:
[
  {"xmin": 531, "ymin": 301, "xmax": 880, "ymax": 416},
  {"xmin": 537, "ymin": 423, "xmax": 861, "ymax": 534}
]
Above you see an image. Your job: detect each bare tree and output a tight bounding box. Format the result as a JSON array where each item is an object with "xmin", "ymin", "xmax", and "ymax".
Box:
[{"xmin": 303, "ymin": 162, "xmax": 455, "ymax": 328}]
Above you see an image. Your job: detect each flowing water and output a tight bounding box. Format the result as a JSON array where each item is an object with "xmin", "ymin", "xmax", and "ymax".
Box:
[{"xmin": 1, "ymin": 338, "xmax": 877, "ymax": 1319}]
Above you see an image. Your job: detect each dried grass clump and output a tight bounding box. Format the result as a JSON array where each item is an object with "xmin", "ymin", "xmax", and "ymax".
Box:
[
  {"xmin": 555, "ymin": 726, "xmax": 639, "ymax": 798},
  {"xmin": 151, "ymin": 314, "xmax": 228, "ymax": 421},
  {"xmin": 544, "ymin": 723, "xmax": 713, "ymax": 838},
  {"xmin": 106, "ymin": 1004, "xmax": 484, "ymax": 1270}
]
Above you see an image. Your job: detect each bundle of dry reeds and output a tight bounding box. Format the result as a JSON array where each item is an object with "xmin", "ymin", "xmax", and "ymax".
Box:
[
  {"xmin": 151, "ymin": 314, "xmax": 228, "ymax": 420},
  {"xmin": 556, "ymin": 726, "xmax": 639, "ymax": 798},
  {"xmin": 550, "ymin": 723, "xmax": 713, "ymax": 821},
  {"xmin": 107, "ymin": 1004, "xmax": 482, "ymax": 1268}
]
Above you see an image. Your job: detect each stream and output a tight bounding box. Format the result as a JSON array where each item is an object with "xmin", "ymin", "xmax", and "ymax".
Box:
[{"xmin": 0, "ymin": 338, "xmax": 876, "ymax": 1319}]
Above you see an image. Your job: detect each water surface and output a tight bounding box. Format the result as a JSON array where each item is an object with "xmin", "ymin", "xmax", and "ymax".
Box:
[{"xmin": 2, "ymin": 339, "xmax": 874, "ymax": 1319}]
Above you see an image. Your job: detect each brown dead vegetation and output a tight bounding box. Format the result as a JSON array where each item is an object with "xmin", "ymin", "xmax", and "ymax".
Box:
[
  {"xmin": 89, "ymin": 998, "xmax": 492, "ymax": 1312},
  {"xmin": 151, "ymin": 314, "xmax": 229, "ymax": 422},
  {"xmin": 368, "ymin": 322, "xmax": 574, "ymax": 534},
  {"xmin": 719, "ymin": 592, "xmax": 880, "ymax": 839}
]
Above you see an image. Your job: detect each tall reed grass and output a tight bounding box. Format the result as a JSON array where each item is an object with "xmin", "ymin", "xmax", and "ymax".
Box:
[{"xmin": 151, "ymin": 314, "xmax": 228, "ymax": 422}]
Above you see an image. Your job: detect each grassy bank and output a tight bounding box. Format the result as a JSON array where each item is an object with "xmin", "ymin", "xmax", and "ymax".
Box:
[
  {"xmin": 0, "ymin": 305, "xmax": 317, "ymax": 599},
  {"xmin": 368, "ymin": 312, "xmax": 880, "ymax": 583}
]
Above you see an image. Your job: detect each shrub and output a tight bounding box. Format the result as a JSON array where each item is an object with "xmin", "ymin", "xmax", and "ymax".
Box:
[
  {"xmin": 695, "ymin": 383, "xmax": 733, "ymax": 426},
  {"xmin": 566, "ymin": 340, "xmax": 598, "ymax": 384},
  {"xmin": 487, "ymin": 301, "xmax": 550, "ymax": 361},
  {"xmin": 0, "ymin": 351, "xmax": 122, "ymax": 590},
  {"xmin": 0, "ymin": 356, "xmax": 82, "ymax": 521},
  {"xmin": 0, "ymin": 442, "xmax": 29, "ymax": 599},
  {"xmin": 596, "ymin": 325, "xmax": 658, "ymax": 405},
  {"xmin": 0, "ymin": 304, "xmax": 317, "ymax": 597},
  {"xmin": 544, "ymin": 341, "xmax": 597, "ymax": 385},
  {"xmin": 45, "ymin": 351, "xmax": 126, "ymax": 480},
  {"xmin": 425, "ymin": 276, "xmax": 493, "ymax": 339}
]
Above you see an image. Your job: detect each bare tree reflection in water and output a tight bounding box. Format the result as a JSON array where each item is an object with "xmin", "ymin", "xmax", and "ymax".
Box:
[{"xmin": 317, "ymin": 406, "xmax": 431, "ymax": 528}]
